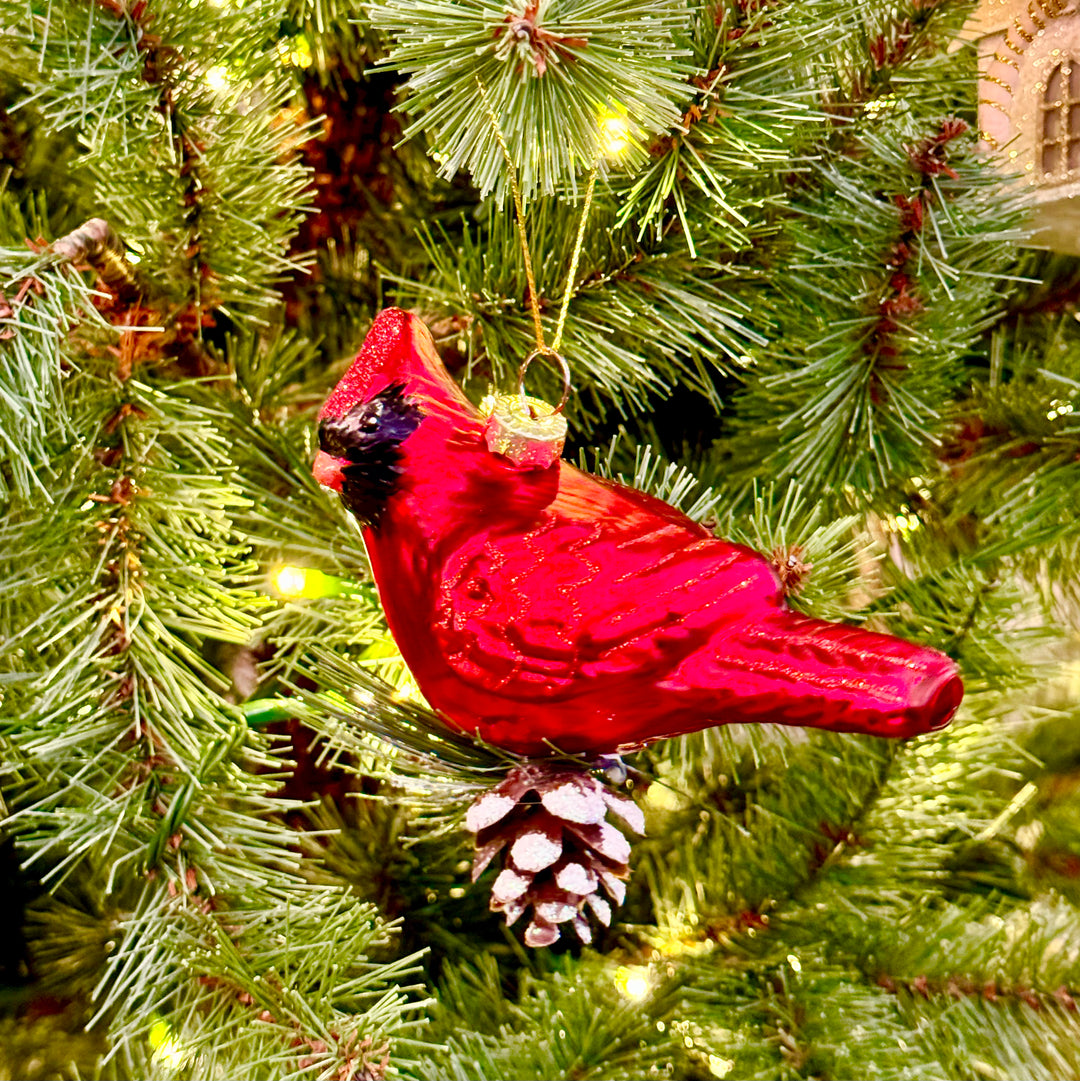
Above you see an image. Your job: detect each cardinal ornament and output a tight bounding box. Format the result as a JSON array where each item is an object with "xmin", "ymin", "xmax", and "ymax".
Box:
[{"xmin": 313, "ymin": 308, "xmax": 963, "ymax": 944}]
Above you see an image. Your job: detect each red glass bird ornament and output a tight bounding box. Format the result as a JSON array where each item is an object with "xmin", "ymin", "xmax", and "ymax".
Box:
[{"xmin": 313, "ymin": 308, "xmax": 962, "ymax": 758}]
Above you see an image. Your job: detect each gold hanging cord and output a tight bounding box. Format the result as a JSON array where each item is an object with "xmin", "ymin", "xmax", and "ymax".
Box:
[{"xmin": 476, "ymin": 76, "xmax": 598, "ymax": 369}]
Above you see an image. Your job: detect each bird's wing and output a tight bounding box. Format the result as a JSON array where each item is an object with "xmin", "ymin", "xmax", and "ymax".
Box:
[{"xmin": 428, "ymin": 474, "xmax": 782, "ymax": 703}]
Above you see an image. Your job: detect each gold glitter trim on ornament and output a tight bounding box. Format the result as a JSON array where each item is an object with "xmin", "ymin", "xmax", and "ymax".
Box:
[
  {"xmin": 1038, "ymin": 56, "xmax": 1080, "ymax": 176},
  {"xmin": 1003, "ymin": 29, "xmax": 1028, "ymax": 56},
  {"xmin": 1013, "ymin": 16, "xmax": 1036, "ymax": 44}
]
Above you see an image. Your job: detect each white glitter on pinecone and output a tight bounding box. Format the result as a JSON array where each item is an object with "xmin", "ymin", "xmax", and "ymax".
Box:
[
  {"xmin": 599, "ymin": 869, "xmax": 626, "ymax": 906},
  {"xmin": 540, "ymin": 780, "xmax": 606, "ymax": 824},
  {"xmin": 524, "ymin": 922, "xmax": 559, "ymax": 948},
  {"xmin": 603, "ymin": 790, "xmax": 645, "ymax": 834},
  {"xmin": 510, "ymin": 830, "xmax": 562, "ymax": 873},
  {"xmin": 586, "ymin": 894, "xmax": 612, "ymax": 926},
  {"xmin": 491, "ymin": 868, "xmax": 530, "ymax": 904},
  {"xmin": 535, "ymin": 899, "xmax": 577, "ymax": 925},
  {"xmin": 554, "ymin": 861, "xmax": 596, "ymax": 895},
  {"xmin": 465, "ymin": 792, "xmax": 516, "ymax": 833},
  {"xmin": 465, "ymin": 764, "xmax": 646, "ymax": 948}
]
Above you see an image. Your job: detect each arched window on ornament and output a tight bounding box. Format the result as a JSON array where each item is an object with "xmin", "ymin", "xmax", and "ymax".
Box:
[{"xmin": 1041, "ymin": 57, "xmax": 1080, "ymax": 176}]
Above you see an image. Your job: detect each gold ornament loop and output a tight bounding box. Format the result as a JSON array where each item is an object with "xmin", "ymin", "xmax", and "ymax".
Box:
[{"xmin": 518, "ymin": 349, "xmax": 572, "ymax": 416}]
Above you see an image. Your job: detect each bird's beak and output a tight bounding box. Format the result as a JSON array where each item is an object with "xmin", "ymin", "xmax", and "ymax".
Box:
[{"xmin": 313, "ymin": 450, "xmax": 345, "ymax": 491}]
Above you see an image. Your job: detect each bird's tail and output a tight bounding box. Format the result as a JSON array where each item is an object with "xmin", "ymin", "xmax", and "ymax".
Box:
[{"xmin": 717, "ymin": 610, "xmax": 963, "ymax": 738}]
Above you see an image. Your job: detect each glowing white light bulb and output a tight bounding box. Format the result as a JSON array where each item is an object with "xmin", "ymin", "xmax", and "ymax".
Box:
[
  {"xmin": 613, "ymin": 964, "xmax": 651, "ymax": 1000},
  {"xmin": 600, "ymin": 113, "xmax": 631, "ymax": 157},
  {"xmin": 205, "ymin": 66, "xmax": 233, "ymax": 92},
  {"xmin": 273, "ymin": 565, "xmax": 310, "ymax": 597},
  {"xmin": 149, "ymin": 1017, "xmax": 189, "ymax": 1070}
]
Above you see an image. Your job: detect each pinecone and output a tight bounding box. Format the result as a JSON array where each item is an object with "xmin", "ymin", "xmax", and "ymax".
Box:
[{"xmin": 464, "ymin": 764, "xmax": 645, "ymax": 947}]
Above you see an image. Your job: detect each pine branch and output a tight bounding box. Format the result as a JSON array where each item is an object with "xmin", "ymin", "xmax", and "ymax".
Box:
[
  {"xmin": 393, "ymin": 199, "xmax": 762, "ymax": 423},
  {"xmin": 369, "ymin": 0, "xmax": 694, "ymax": 199},
  {"xmin": 722, "ymin": 114, "xmax": 1025, "ymax": 502}
]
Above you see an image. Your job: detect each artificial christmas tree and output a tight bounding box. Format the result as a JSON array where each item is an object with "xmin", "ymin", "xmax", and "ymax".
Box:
[{"xmin": 3, "ymin": 1, "xmax": 1080, "ymax": 1079}]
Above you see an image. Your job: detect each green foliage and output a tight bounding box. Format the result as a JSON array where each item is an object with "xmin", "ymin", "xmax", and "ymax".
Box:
[
  {"xmin": 395, "ymin": 202, "xmax": 762, "ymax": 422},
  {"xmin": 723, "ymin": 116, "xmax": 1025, "ymax": 500},
  {"xmin": 4, "ymin": 0, "xmax": 314, "ymax": 319},
  {"xmin": 416, "ymin": 952, "xmax": 685, "ymax": 1080},
  {"xmin": 3, "ymin": 0, "xmax": 1080, "ymax": 1078},
  {"xmin": 0, "ymin": 241, "xmax": 99, "ymax": 499},
  {"xmin": 611, "ymin": 0, "xmax": 818, "ymax": 253},
  {"xmin": 370, "ymin": 0, "xmax": 693, "ymax": 199}
]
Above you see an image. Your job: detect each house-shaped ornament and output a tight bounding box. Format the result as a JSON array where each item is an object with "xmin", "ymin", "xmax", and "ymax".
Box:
[{"xmin": 967, "ymin": 0, "xmax": 1080, "ymax": 253}]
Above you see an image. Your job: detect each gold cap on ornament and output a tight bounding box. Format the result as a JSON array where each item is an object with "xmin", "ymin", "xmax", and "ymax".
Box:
[
  {"xmin": 482, "ymin": 393, "xmax": 567, "ymax": 469},
  {"xmin": 481, "ymin": 349, "xmax": 570, "ymax": 470}
]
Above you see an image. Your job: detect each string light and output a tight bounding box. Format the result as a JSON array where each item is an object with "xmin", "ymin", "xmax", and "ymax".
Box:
[
  {"xmin": 204, "ymin": 66, "xmax": 232, "ymax": 92},
  {"xmin": 599, "ymin": 109, "xmax": 632, "ymax": 157},
  {"xmin": 708, "ymin": 1054, "xmax": 735, "ymax": 1078},
  {"xmin": 645, "ymin": 782, "xmax": 685, "ymax": 810},
  {"xmin": 613, "ymin": 964, "xmax": 651, "ymax": 1000},
  {"xmin": 863, "ymin": 93, "xmax": 900, "ymax": 119},
  {"xmin": 880, "ymin": 504, "xmax": 922, "ymax": 537},
  {"xmin": 149, "ymin": 1016, "xmax": 189, "ymax": 1070},
  {"xmin": 271, "ymin": 565, "xmax": 360, "ymax": 599}
]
